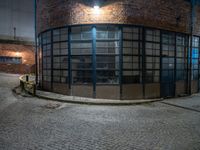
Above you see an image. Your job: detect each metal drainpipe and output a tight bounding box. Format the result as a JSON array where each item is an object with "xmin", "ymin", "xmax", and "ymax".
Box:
[
  {"xmin": 34, "ymin": 0, "xmax": 38, "ymax": 85},
  {"xmin": 189, "ymin": 0, "xmax": 195, "ymax": 95}
]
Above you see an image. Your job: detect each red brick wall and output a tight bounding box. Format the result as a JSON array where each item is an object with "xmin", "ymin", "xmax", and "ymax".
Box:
[
  {"xmin": 37, "ymin": 0, "xmax": 200, "ymax": 35},
  {"xmin": 194, "ymin": 6, "xmax": 200, "ymax": 35},
  {"xmin": 0, "ymin": 43, "xmax": 35, "ymax": 74}
]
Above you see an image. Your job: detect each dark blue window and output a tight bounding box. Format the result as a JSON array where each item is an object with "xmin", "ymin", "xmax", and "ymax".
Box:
[{"xmin": 0, "ymin": 56, "xmax": 22, "ymax": 64}]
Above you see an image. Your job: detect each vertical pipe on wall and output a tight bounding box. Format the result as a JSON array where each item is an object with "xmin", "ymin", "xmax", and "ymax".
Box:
[
  {"xmin": 41, "ymin": 35, "xmax": 43, "ymax": 87},
  {"xmin": 34, "ymin": 0, "xmax": 38, "ymax": 85},
  {"xmin": 198, "ymin": 36, "xmax": 200, "ymax": 92},
  {"xmin": 160, "ymin": 30, "xmax": 163, "ymax": 97},
  {"xmin": 174, "ymin": 33, "xmax": 177, "ymax": 96},
  {"xmin": 92, "ymin": 26, "xmax": 97, "ymax": 98},
  {"xmin": 68, "ymin": 27, "xmax": 72, "ymax": 90},
  {"xmin": 198, "ymin": 37, "xmax": 200, "ymax": 92},
  {"xmin": 50, "ymin": 30, "xmax": 53, "ymax": 91},
  {"xmin": 189, "ymin": 0, "xmax": 196, "ymax": 95},
  {"xmin": 119, "ymin": 26, "xmax": 123, "ymax": 99},
  {"xmin": 138, "ymin": 27, "xmax": 141, "ymax": 96},
  {"xmin": 142, "ymin": 27, "xmax": 146, "ymax": 98},
  {"xmin": 186, "ymin": 35, "xmax": 190, "ymax": 94}
]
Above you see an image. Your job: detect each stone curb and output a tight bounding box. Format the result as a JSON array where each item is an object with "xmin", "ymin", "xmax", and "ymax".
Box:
[{"xmin": 35, "ymin": 90, "xmax": 163, "ymax": 106}]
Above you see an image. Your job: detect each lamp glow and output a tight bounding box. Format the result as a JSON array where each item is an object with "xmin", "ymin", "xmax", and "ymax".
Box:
[
  {"xmin": 16, "ymin": 52, "xmax": 20, "ymax": 56},
  {"xmin": 94, "ymin": 5, "xmax": 99, "ymax": 10},
  {"xmin": 93, "ymin": 5, "xmax": 100, "ymax": 15}
]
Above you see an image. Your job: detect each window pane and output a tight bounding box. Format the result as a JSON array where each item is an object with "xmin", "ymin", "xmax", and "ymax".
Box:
[
  {"xmin": 96, "ymin": 70, "xmax": 119, "ymax": 84},
  {"xmin": 176, "ymin": 35, "xmax": 187, "ymax": 81},
  {"xmin": 0, "ymin": 56, "xmax": 22, "ymax": 64},
  {"xmin": 72, "ymin": 70, "xmax": 92, "ymax": 84},
  {"xmin": 96, "ymin": 25, "xmax": 119, "ymax": 40},
  {"xmin": 122, "ymin": 26, "xmax": 142, "ymax": 84},
  {"xmin": 51, "ymin": 28, "xmax": 69, "ymax": 83},
  {"xmin": 96, "ymin": 25, "xmax": 120, "ymax": 84},
  {"xmin": 145, "ymin": 29, "xmax": 160, "ymax": 83}
]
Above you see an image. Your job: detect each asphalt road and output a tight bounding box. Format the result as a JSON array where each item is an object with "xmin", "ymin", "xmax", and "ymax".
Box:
[{"xmin": 0, "ymin": 73, "xmax": 200, "ymax": 150}]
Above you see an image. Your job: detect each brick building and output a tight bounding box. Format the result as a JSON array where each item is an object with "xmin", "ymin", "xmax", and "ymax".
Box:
[
  {"xmin": 0, "ymin": 43, "xmax": 35, "ymax": 74},
  {"xmin": 0, "ymin": 0, "xmax": 35, "ymax": 74},
  {"xmin": 36, "ymin": 0, "xmax": 200, "ymax": 100}
]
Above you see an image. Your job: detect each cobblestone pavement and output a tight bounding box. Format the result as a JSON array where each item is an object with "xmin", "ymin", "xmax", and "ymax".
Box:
[{"xmin": 0, "ymin": 73, "xmax": 200, "ymax": 150}]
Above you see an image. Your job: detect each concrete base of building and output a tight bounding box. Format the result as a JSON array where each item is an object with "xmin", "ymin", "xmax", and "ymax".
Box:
[
  {"xmin": 36, "ymin": 90, "xmax": 163, "ymax": 105},
  {"xmin": 39, "ymin": 80, "xmax": 199, "ymax": 100}
]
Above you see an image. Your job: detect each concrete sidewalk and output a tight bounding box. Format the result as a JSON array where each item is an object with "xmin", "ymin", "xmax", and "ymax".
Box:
[
  {"xmin": 36, "ymin": 90, "xmax": 162, "ymax": 105},
  {"xmin": 161, "ymin": 93, "xmax": 200, "ymax": 112}
]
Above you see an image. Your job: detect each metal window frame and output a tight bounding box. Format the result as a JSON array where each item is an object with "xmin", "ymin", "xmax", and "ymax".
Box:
[
  {"xmin": 70, "ymin": 26, "xmax": 93, "ymax": 86},
  {"xmin": 95, "ymin": 25, "xmax": 120, "ymax": 85},
  {"xmin": 160, "ymin": 31, "xmax": 176, "ymax": 97},
  {"xmin": 38, "ymin": 23, "xmax": 198, "ymax": 99},
  {"xmin": 122, "ymin": 26, "xmax": 142, "ymax": 84},
  {"xmin": 144, "ymin": 28, "xmax": 161, "ymax": 84}
]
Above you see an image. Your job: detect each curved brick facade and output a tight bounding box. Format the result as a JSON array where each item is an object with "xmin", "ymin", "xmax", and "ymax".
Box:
[{"xmin": 37, "ymin": 0, "xmax": 200, "ymax": 35}]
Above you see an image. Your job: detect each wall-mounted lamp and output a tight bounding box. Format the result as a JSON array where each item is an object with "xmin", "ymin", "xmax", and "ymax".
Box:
[
  {"xmin": 93, "ymin": 5, "xmax": 100, "ymax": 15},
  {"xmin": 15, "ymin": 51, "xmax": 22, "ymax": 57},
  {"xmin": 16, "ymin": 52, "xmax": 20, "ymax": 57},
  {"xmin": 94, "ymin": 5, "xmax": 99, "ymax": 9}
]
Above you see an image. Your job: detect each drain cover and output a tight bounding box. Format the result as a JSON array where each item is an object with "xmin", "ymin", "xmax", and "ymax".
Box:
[{"xmin": 44, "ymin": 103, "xmax": 61, "ymax": 109}]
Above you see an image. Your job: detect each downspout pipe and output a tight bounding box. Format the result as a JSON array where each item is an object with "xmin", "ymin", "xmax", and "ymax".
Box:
[
  {"xmin": 34, "ymin": 0, "xmax": 38, "ymax": 85},
  {"xmin": 189, "ymin": 0, "xmax": 196, "ymax": 95}
]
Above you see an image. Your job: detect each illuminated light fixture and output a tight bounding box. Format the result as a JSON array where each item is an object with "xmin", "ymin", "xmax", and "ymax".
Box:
[
  {"xmin": 16, "ymin": 52, "xmax": 20, "ymax": 56},
  {"xmin": 94, "ymin": 5, "xmax": 99, "ymax": 10},
  {"xmin": 93, "ymin": 5, "xmax": 100, "ymax": 15}
]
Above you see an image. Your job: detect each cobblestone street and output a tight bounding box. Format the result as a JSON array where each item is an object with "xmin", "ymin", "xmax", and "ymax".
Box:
[{"xmin": 0, "ymin": 73, "xmax": 200, "ymax": 150}]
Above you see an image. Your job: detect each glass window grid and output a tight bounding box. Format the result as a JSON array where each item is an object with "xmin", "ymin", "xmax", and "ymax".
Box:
[
  {"xmin": 42, "ymin": 31, "xmax": 51, "ymax": 45},
  {"xmin": 192, "ymin": 36, "xmax": 199, "ymax": 80},
  {"xmin": 53, "ymin": 28, "xmax": 68, "ymax": 42},
  {"xmin": 122, "ymin": 27, "xmax": 142, "ymax": 84},
  {"xmin": 146, "ymin": 29, "xmax": 160, "ymax": 42},
  {"xmin": 176, "ymin": 35, "xmax": 188, "ymax": 80},
  {"xmin": 71, "ymin": 26, "xmax": 93, "ymax": 84},
  {"xmin": 0, "ymin": 56, "xmax": 22, "ymax": 64},
  {"xmin": 161, "ymin": 32, "xmax": 176, "ymax": 83},
  {"xmin": 39, "ymin": 25, "xmax": 198, "ymax": 88},
  {"xmin": 162, "ymin": 32, "xmax": 175, "ymax": 57},
  {"xmin": 96, "ymin": 25, "xmax": 119, "ymax": 40},
  {"xmin": 52, "ymin": 28, "xmax": 69, "ymax": 83},
  {"xmin": 38, "ymin": 36, "xmax": 43, "ymax": 83},
  {"xmin": 42, "ymin": 31, "xmax": 52, "ymax": 82},
  {"xmin": 96, "ymin": 25, "xmax": 120, "ymax": 84},
  {"xmin": 71, "ymin": 26, "xmax": 92, "ymax": 41},
  {"xmin": 145, "ymin": 29, "xmax": 160, "ymax": 83}
]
